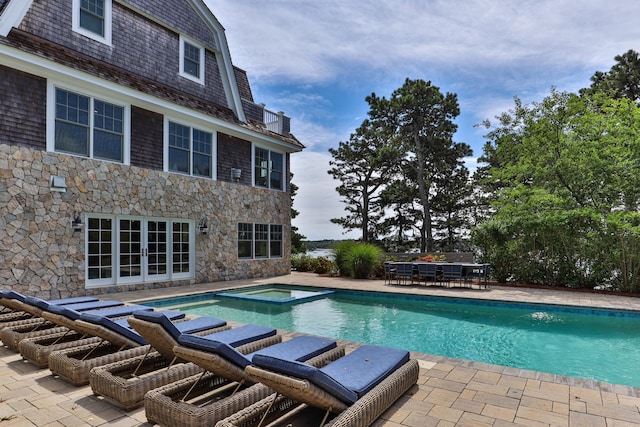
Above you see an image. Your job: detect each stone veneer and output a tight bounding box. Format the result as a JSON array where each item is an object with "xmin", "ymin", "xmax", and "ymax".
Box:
[{"xmin": 0, "ymin": 143, "xmax": 291, "ymax": 298}]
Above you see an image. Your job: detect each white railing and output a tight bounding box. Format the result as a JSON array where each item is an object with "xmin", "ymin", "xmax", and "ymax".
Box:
[{"xmin": 263, "ymin": 108, "xmax": 283, "ymax": 134}]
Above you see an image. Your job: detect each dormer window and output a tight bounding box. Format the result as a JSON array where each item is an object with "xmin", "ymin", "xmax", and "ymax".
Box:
[
  {"xmin": 179, "ymin": 35, "xmax": 205, "ymax": 84},
  {"xmin": 72, "ymin": 0, "xmax": 112, "ymax": 45}
]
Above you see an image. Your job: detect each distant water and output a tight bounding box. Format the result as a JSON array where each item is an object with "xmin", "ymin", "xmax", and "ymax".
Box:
[{"xmin": 306, "ymin": 248, "xmax": 333, "ymax": 258}]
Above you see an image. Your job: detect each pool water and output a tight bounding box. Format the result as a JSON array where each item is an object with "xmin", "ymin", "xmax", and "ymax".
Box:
[{"xmin": 152, "ymin": 288, "xmax": 640, "ymax": 388}]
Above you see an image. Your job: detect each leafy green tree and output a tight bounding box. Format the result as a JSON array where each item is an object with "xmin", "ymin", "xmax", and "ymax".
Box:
[
  {"xmin": 289, "ymin": 174, "xmax": 306, "ymax": 254},
  {"xmin": 581, "ymin": 49, "xmax": 640, "ymax": 101},
  {"xmin": 476, "ymin": 88, "xmax": 640, "ymax": 290},
  {"xmin": 328, "ymin": 118, "xmax": 398, "ymax": 242},
  {"xmin": 367, "ymin": 78, "xmax": 471, "ymax": 251}
]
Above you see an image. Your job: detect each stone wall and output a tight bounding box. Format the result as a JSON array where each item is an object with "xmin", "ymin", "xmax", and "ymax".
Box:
[{"xmin": 0, "ymin": 143, "xmax": 291, "ymax": 299}]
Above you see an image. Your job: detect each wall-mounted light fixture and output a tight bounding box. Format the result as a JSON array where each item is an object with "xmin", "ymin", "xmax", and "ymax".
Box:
[
  {"xmin": 50, "ymin": 176, "xmax": 67, "ymax": 192},
  {"xmin": 71, "ymin": 212, "xmax": 83, "ymax": 231},
  {"xmin": 231, "ymin": 168, "xmax": 242, "ymax": 182},
  {"xmin": 198, "ymin": 218, "xmax": 208, "ymax": 234}
]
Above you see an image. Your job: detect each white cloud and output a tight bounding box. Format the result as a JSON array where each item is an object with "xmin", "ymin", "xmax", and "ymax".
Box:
[{"xmin": 204, "ymin": 0, "xmax": 640, "ymax": 241}]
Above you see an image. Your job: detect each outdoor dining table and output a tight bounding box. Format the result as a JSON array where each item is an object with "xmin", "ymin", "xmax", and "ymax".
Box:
[{"xmin": 386, "ymin": 261, "xmax": 489, "ymax": 288}]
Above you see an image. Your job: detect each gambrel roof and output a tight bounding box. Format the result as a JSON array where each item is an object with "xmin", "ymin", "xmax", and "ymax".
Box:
[{"xmin": 0, "ymin": 0, "xmax": 303, "ymax": 151}]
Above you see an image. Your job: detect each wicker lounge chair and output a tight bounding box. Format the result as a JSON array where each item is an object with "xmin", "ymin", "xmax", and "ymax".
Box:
[
  {"xmin": 0, "ymin": 291, "xmax": 100, "ymax": 329},
  {"xmin": 18, "ymin": 304, "xmax": 155, "ymax": 368},
  {"xmin": 144, "ymin": 334, "xmax": 344, "ymax": 427},
  {"xmin": 225, "ymin": 344, "xmax": 419, "ymax": 427},
  {"xmin": 46, "ymin": 309, "xmax": 189, "ymax": 386},
  {"xmin": 88, "ymin": 311, "xmax": 230, "ymax": 410},
  {"xmin": 0, "ymin": 299, "xmax": 125, "ymax": 351}
]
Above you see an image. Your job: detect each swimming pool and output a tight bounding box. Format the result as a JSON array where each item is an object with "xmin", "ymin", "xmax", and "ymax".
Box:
[{"xmin": 147, "ymin": 285, "xmax": 640, "ymax": 388}]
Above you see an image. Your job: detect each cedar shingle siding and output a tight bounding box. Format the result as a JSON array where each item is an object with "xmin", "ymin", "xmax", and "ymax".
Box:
[
  {"xmin": 0, "ymin": 65, "xmax": 46, "ymax": 150},
  {"xmin": 131, "ymin": 107, "xmax": 164, "ymax": 170},
  {"xmin": 19, "ymin": 0, "xmax": 228, "ymax": 108}
]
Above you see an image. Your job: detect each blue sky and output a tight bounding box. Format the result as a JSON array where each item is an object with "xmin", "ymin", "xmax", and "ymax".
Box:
[{"xmin": 204, "ymin": 0, "xmax": 640, "ymax": 241}]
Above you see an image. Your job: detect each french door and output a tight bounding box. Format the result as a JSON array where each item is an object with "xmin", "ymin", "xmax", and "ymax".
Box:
[{"xmin": 86, "ymin": 215, "xmax": 193, "ymax": 287}]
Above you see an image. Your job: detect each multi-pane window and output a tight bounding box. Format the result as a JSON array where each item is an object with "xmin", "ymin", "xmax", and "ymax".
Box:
[
  {"xmin": 168, "ymin": 121, "xmax": 212, "ymax": 178},
  {"xmin": 238, "ymin": 223, "xmax": 253, "ymax": 259},
  {"xmin": 238, "ymin": 223, "xmax": 284, "ymax": 259},
  {"xmin": 85, "ymin": 216, "xmax": 193, "ymax": 287},
  {"xmin": 255, "ymin": 224, "xmax": 269, "ymax": 258},
  {"xmin": 80, "ymin": 0, "xmax": 105, "ymax": 37},
  {"xmin": 54, "ymin": 88, "xmax": 124, "ymax": 162},
  {"xmin": 183, "ymin": 42, "xmax": 201, "ymax": 78},
  {"xmin": 180, "ymin": 36, "xmax": 204, "ymax": 84},
  {"xmin": 270, "ymin": 225, "xmax": 283, "ymax": 258},
  {"xmin": 254, "ymin": 147, "xmax": 284, "ymax": 190},
  {"xmin": 73, "ymin": 0, "xmax": 111, "ymax": 44}
]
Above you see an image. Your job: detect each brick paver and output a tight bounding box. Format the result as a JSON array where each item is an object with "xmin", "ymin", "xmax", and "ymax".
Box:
[{"xmin": 1, "ymin": 272, "xmax": 640, "ymax": 426}]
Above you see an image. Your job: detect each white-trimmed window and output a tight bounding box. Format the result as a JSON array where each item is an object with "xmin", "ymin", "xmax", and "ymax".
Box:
[
  {"xmin": 254, "ymin": 146, "xmax": 284, "ymax": 190},
  {"xmin": 166, "ymin": 120, "xmax": 214, "ymax": 178},
  {"xmin": 72, "ymin": 0, "xmax": 112, "ymax": 45},
  {"xmin": 48, "ymin": 85, "xmax": 129, "ymax": 164},
  {"xmin": 238, "ymin": 223, "xmax": 284, "ymax": 259},
  {"xmin": 86, "ymin": 215, "xmax": 194, "ymax": 287},
  {"xmin": 179, "ymin": 35, "xmax": 205, "ymax": 84}
]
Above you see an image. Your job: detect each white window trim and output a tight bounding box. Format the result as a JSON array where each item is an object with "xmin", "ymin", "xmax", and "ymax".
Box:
[
  {"xmin": 163, "ymin": 117, "xmax": 217, "ymax": 179},
  {"xmin": 85, "ymin": 215, "xmax": 195, "ymax": 288},
  {"xmin": 72, "ymin": 0, "xmax": 113, "ymax": 46},
  {"xmin": 179, "ymin": 34, "xmax": 205, "ymax": 85},
  {"xmin": 252, "ymin": 144, "xmax": 286, "ymax": 191},
  {"xmin": 46, "ymin": 81, "xmax": 131, "ymax": 165}
]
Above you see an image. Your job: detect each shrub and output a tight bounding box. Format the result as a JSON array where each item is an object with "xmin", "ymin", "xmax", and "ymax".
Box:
[
  {"xmin": 291, "ymin": 254, "xmax": 335, "ymax": 275},
  {"xmin": 332, "ymin": 240, "xmax": 358, "ymax": 276},
  {"xmin": 313, "ymin": 256, "xmax": 334, "ymax": 275},
  {"xmin": 346, "ymin": 243, "xmax": 384, "ymax": 279}
]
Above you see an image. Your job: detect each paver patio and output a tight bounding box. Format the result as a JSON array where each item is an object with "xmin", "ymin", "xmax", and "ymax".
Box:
[{"xmin": 1, "ymin": 272, "xmax": 640, "ymax": 426}]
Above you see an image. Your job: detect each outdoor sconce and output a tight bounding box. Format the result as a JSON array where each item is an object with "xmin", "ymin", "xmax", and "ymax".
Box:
[
  {"xmin": 198, "ymin": 218, "xmax": 209, "ymax": 234},
  {"xmin": 71, "ymin": 212, "xmax": 83, "ymax": 231},
  {"xmin": 231, "ymin": 168, "xmax": 242, "ymax": 182}
]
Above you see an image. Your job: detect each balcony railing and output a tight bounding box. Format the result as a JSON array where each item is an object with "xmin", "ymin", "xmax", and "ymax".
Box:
[
  {"xmin": 263, "ymin": 108, "xmax": 283, "ymax": 134},
  {"xmin": 241, "ymin": 99, "xmax": 290, "ymax": 136}
]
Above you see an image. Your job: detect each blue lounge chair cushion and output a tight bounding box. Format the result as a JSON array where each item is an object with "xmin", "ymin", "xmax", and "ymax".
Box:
[
  {"xmin": 106, "ymin": 310, "xmax": 187, "ymax": 329},
  {"xmin": 24, "ymin": 296, "xmax": 100, "ymax": 310},
  {"xmin": 82, "ymin": 304, "xmax": 153, "ymax": 319},
  {"xmin": 178, "ymin": 324, "xmax": 277, "ymax": 368},
  {"xmin": 3, "ymin": 291, "xmax": 27, "ymax": 302},
  {"xmin": 252, "ymin": 345, "xmax": 410, "ymax": 404},
  {"xmin": 132, "ymin": 311, "xmax": 225, "ymax": 339},
  {"xmin": 248, "ymin": 336, "xmax": 337, "ymax": 365},
  {"xmin": 78, "ymin": 312, "xmax": 147, "ymax": 345},
  {"xmin": 46, "ymin": 300, "xmax": 126, "ymax": 320}
]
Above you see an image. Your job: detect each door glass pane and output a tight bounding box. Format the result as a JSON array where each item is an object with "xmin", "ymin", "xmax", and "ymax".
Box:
[
  {"xmin": 87, "ymin": 217, "xmax": 112, "ymax": 280},
  {"xmin": 119, "ymin": 219, "xmax": 141, "ymax": 278},
  {"xmin": 172, "ymin": 222, "xmax": 190, "ymax": 273},
  {"xmin": 147, "ymin": 220, "xmax": 168, "ymax": 276}
]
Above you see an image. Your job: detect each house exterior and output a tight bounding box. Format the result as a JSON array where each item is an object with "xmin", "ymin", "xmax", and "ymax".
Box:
[{"xmin": 0, "ymin": 0, "xmax": 303, "ymax": 298}]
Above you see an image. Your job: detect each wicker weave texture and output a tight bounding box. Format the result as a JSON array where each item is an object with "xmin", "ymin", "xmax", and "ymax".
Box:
[
  {"xmin": 0, "ymin": 325, "xmax": 68, "ymax": 351},
  {"xmin": 0, "ymin": 317, "xmax": 48, "ymax": 334},
  {"xmin": 87, "ymin": 320, "xmax": 231, "ymax": 410},
  {"xmin": 144, "ymin": 345, "xmax": 345, "ymax": 427},
  {"xmin": 19, "ymin": 334, "xmax": 102, "ymax": 368},
  {"xmin": 232, "ymin": 358, "xmax": 420, "ymax": 427},
  {"xmin": 91, "ymin": 358, "xmax": 205, "ymax": 411},
  {"xmin": 48, "ymin": 343, "xmax": 151, "ymax": 386}
]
